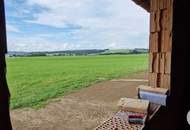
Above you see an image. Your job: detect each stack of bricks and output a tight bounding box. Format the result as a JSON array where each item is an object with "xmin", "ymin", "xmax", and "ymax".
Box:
[
  {"xmin": 94, "ymin": 112, "xmax": 145, "ymax": 130},
  {"xmin": 149, "ymin": 0, "xmax": 173, "ymax": 89}
]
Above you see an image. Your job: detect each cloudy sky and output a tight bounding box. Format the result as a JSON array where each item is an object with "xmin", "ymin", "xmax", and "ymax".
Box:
[{"xmin": 5, "ymin": 0, "xmax": 149, "ymax": 52}]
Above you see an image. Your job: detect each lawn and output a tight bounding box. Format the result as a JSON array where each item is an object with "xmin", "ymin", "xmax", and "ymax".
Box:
[{"xmin": 6, "ymin": 54, "xmax": 148, "ymax": 109}]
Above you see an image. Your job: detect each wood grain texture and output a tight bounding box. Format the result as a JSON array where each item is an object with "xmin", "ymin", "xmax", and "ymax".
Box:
[
  {"xmin": 117, "ymin": 98, "xmax": 149, "ymax": 114},
  {"xmin": 149, "ymin": 72, "xmax": 158, "ymax": 87},
  {"xmin": 137, "ymin": 85, "xmax": 168, "ymax": 94},
  {"xmin": 165, "ymin": 52, "xmax": 171, "ymax": 74}
]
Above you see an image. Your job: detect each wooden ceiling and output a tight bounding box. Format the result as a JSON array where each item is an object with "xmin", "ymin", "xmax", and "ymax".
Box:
[{"xmin": 131, "ymin": 0, "xmax": 150, "ymax": 12}]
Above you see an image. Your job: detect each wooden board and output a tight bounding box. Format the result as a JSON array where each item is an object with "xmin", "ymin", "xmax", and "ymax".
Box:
[
  {"xmin": 150, "ymin": 12, "xmax": 156, "ymax": 33},
  {"xmin": 150, "ymin": 11, "xmax": 160, "ymax": 33},
  {"xmin": 149, "ymin": 0, "xmax": 173, "ymax": 90},
  {"xmin": 161, "ymin": 9, "xmax": 169, "ymax": 30},
  {"xmin": 161, "ymin": 30, "xmax": 172, "ymax": 52},
  {"xmin": 161, "ymin": 9, "xmax": 172, "ymax": 30},
  {"xmin": 149, "ymin": 33, "xmax": 159, "ymax": 52},
  {"xmin": 165, "ymin": 52, "xmax": 171, "ymax": 74},
  {"xmin": 159, "ymin": 0, "xmax": 167, "ymax": 9},
  {"xmin": 150, "ymin": 0, "xmax": 158, "ymax": 12},
  {"xmin": 160, "ymin": 74, "xmax": 171, "ymax": 88},
  {"xmin": 149, "ymin": 72, "xmax": 158, "ymax": 88},
  {"xmin": 149, "ymin": 53, "xmax": 160, "ymax": 73},
  {"xmin": 149, "ymin": 53, "xmax": 153, "ymax": 73},
  {"xmin": 117, "ymin": 98, "xmax": 149, "ymax": 114},
  {"xmin": 159, "ymin": 53, "xmax": 165, "ymax": 73},
  {"xmin": 137, "ymin": 85, "xmax": 168, "ymax": 94}
]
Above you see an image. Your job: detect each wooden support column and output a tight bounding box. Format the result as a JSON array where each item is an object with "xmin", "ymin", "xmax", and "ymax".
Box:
[
  {"xmin": 149, "ymin": 0, "xmax": 173, "ymax": 90},
  {"xmin": 0, "ymin": 0, "xmax": 12, "ymax": 129},
  {"xmin": 144, "ymin": 0, "xmax": 190, "ymax": 130}
]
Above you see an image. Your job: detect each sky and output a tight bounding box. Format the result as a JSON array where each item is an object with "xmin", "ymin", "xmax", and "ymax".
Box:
[{"xmin": 5, "ymin": 0, "xmax": 149, "ymax": 52}]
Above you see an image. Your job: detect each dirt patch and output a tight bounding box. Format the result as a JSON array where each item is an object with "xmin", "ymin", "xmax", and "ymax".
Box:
[{"xmin": 11, "ymin": 72, "xmax": 148, "ymax": 130}]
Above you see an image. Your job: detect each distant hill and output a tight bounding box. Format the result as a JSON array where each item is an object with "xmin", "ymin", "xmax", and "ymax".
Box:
[
  {"xmin": 100, "ymin": 48, "xmax": 148, "ymax": 55},
  {"xmin": 7, "ymin": 48, "xmax": 148, "ymax": 57}
]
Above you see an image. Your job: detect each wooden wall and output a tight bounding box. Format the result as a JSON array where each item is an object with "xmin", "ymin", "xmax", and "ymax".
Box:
[{"xmin": 149, "ymin": 0, "xmax": 173, "ymax": 89}]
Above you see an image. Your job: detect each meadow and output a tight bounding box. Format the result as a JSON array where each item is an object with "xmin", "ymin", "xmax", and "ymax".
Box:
[{"xmin": 6, "ymin": 54, "xmax": 148, "ymax": 109}]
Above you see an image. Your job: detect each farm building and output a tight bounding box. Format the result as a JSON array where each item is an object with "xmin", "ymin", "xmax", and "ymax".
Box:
[{"xmin": 0, "ymin": 0, "xmax": 189, "ymax": 130}]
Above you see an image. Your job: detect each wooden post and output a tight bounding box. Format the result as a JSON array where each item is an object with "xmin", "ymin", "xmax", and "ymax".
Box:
[
  {"xmin": 149, "ymin": 0, "xmax": 173, "ymax": 90},
  {"xmin": 0, "ymin": 0, "xmax": 12, "ymax": 129},
  {"xmin": 144, "ymin": 0, "xmax": 190, "ymax": 129}
]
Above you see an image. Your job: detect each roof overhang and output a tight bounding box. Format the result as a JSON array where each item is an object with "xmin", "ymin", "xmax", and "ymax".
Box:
[{"xmin": 131, "ymin": 0, "xmax": 150, "ymax": 12}]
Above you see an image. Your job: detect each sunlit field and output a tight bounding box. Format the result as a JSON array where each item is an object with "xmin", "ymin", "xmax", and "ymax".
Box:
[{"xmin": 6, "ymin": 54, "xmax": 148, "ymax": 109}]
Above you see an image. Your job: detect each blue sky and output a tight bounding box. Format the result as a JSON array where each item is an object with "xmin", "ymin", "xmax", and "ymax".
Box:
[{"xmin": 5, "ymin": 0, "xmax": 149, "ymax": 52}]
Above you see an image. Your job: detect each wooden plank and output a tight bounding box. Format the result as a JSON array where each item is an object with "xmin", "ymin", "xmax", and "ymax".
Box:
[
  {"xmin": 117, "ymin": 98, "xmax": 149, "ymax": 114},
  {"xmin": 159, "ymin": 0, "xmax": 165, "ymax": 9},
  {"xmin": 163, "ymin": 0, "xmax": 169, "ymax": 9},
  {"xmin": 149, "ymin": 53, "xmax": 159, "ymax": 73},
  {"xmin": 161, "ymin": 30, "xmax": 165, "ymax": 51},
  {"xmin": 153, "ymin": 53, "xmax": 159, "ymax": 73},
  {"xmin": 165, "ymin": 52, "xmax": 171, "ymax": 74},
  {"xmin": 150, "ymin": 0, "xmax": 158, "ymax": 12},
  {"xmin": 167, "ymin": 0, "xmax": 173, "ymax": 9},
  {"xmin": 160, "ymin": 53, "xmax": 165, "ymax": 73},
  {"xmin": 159, "ymin": 0, "xmax": 171, "ymax": 10},
  {"xmin": 165, "ymin": 30, "xmax": 172, "ymax": 52},
  {"xmin": 137, "ymin": 85, "xmax": 168, "ymax": 94},
  {"xmin": 160, "ymin": 74, "xmax": 171, "ymax": 89},
  {"xmin": 156, "ymin": 10, "xmax": 161, "ymax": 32},
  {"xmin": 150, "ymin": 12, "xmax": 156, "ymax": 33},
  {"xmin": 161, "ymin": 8, "xmax": 173, "ymax": 31},
  {"xmin": 150, "ymin": 11, "xmax": 160, "ymax": 33},
  {"xmin": 149, "ymin": 32, "xmax": 159, "ymax": 52},
  {"xmin": 161, "ymin": 9, "xmax": 168, "ymax": 30},
  {"xmin": 149, "ymin": 53, "xmax": 153, "ymax": 72},
  {"xmin": 149, "ymin": 72, "xmax": 158, "ymax": 87},
  {"xmin": 161, "ymin": 30, "xmax": 172, "ymax": 52}
]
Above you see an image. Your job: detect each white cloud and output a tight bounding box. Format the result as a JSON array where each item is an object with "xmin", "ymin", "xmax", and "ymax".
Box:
[
  {"xmin": 26, "ymin": 0, "xmax": 149, "ymax": 30},
  {"xmin": 6, "ymin": 24, "xmax": 20, "ymax": 33},
  {"xmin": 7, "ymin": 36, "xmax": 76, "ymax": 52},
  {"xmin": 6, "ymin": 0, "xmax": 149, "ymax": 51}
]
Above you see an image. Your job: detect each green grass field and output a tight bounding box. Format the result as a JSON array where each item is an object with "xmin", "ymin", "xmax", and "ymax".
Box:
[{"xmin": 6, "ymin": 54, "xmax": 148, "ymax": 109}]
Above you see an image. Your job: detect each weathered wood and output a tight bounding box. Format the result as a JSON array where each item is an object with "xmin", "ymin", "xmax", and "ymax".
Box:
[
  {"xmin": 160, "ymin": 74, "xmax": 170, "ymax": 89},
  {"xmin": 153, "ymin": 53, "xmax": 159, "ymax": 73},
  {"xmin": 137, "ymin": 85, "xmax": 168, "ymax": 94},
  {"xmin": 150, "ymin": 11, "xmax": 160, "ymax": 33},
  {"xmin": 161, "ymin": 30, "xmax": 172, "ymax": 52},
  {"xmin": 149, "ymin": 33, "xmax": 159, "ymax": 52},
  {"xmin": 149, "ymin": 0, "xmax": 173, "ymax": 90},
  {"xmin": 117, "ymin": 98, "xmax": 149, "ymax": 114},
  {"xmin": 150, "ymin": 53, "xmax": 161, "ymax": 73},
  {"xmin": 159, "ymin": 53, "xmax": 165, "ymax": 73},
  {"xmin": 161, "ymin": 9, "xmax": 168, "ymax": 30},
  {"xmin": 166, "ymin": 0, "xmax": 173, "ymax": 9},
  {"xmin": 150, "ymin": 0, "xmax": 158, "ymax": 12},
  {"xmin": 159, "ymin": 0, "xmax": 166, "ymax": 10},
  {"xmin": 150, "ymin": 12, "xmax": 156, "ymax": 32},
  {"xmin": 161, "ymin": 8, "xmax": 173, "ymax": 31},
  {"xmin": 165, "ymin": 52, "xmax": 171, "ymax": 74},
  {"xmin": 149, "ymin": 53, "xmax": 153, "ymax": 72},
  {"xmin": 149, "ymin": 72, "xmax": 158, "ymax": 87}
]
